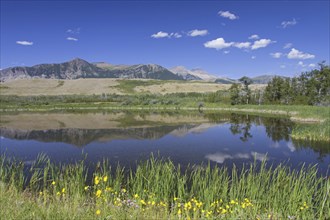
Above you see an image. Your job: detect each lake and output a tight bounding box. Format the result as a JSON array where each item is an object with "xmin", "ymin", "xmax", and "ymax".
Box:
[{"xmin": 0, "ymin": 111, "xmax": 329, "ymax": 176}]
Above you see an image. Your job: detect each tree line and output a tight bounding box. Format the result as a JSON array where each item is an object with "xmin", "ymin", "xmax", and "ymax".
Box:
[{"xmin": 229, "ymin": 62, "xmax": 330, "ymax": 106}]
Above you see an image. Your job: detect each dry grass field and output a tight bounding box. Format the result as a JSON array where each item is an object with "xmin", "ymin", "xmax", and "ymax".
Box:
[
  {"xmin": 0, "ymin": 79, "xmax": 266, "ymax": 96},
  {"xmin": 0, "ymin": 79, "xmax": 121, "ymax": 96}
]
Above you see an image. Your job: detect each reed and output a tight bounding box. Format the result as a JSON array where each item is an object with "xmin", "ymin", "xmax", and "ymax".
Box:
[
  {"xmin": 0, "ymin": 154, "xmax": 329, "ymax": 219},
  {"xmin": 291, "ymin": 120, "xmax": 330, "ymax": 142}
]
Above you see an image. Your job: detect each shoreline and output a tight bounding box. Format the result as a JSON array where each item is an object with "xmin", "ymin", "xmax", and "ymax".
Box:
[{"xmin": 0, "ymin": 105, "xmax": 326, "ymax": 123}]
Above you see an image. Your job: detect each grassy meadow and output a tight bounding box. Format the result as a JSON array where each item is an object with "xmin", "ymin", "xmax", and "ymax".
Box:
[{"xmin": 0, "ymin": 154, "xmax": 329, "ymax": 220}]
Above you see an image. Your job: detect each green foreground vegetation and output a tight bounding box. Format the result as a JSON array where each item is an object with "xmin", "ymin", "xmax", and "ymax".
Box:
[{"xmin": 0, "ymin": 154, "xmax": 329, "ymax": 220}]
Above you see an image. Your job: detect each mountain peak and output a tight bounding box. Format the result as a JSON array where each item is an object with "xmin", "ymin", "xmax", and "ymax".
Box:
[
  {"xmin": 68, "ymin": 58, "xmax": 90, "ymax": 65},
  {"xmin": 170, "ymin": 66, "xmax": 216, "ymax": 81}
]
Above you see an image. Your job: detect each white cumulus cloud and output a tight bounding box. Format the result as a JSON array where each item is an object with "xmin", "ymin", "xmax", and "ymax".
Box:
[
  {"xmin": 151, "ymin": 31, "xmax": 170, "ymax": 38},
  {"xmin": 67, "ymin": 37, "xmax": 78, "ymax": 41},
  {"xmin": 172, "ymin": 33, "xmax": 182, "ymax": 38},
  {"xmin": 233, "ymin": 42, "xmax": 251, "ymax": 49},
  {"xmin": 204, "ymin": 38, "xmax": 233, "ymax": 50},
  {"xmin": 223, "ymin": 50, "xmax": 230, "ymax": 54},
  {"xmin": 251, "ymin": 39, "xmax": 274, "ymax": 50},
  {"xmin": 248, "ymin": 34, "xmax": 259, "ymax": 40},
  {"xmin": 151, "ymin": 31, "xmax": 182, "ymax": 39},
  {"xmin": 309, "ymin": 63, "xmax": 316, "ymax": 68},
  {"xmin": 16, "ymin": 41, "xmax": 33, "ymax": 46},
  {"xmin": 218, "ymin": 11, "xmax": 239, "ymax": 20},
  {"xmin": 205, "ymin": 37, "xmax": 274, "ymax": 51},
  {"xmin": 270, "ymin": 52, "xmax": 282, "ymax": 58},
  {"xmin": 281, "ymin": 18, "xmax": 297, "ymax": 28},
  {"xmin": 188, "ymin": 29, "xmax": 209, "ymax": 37},
  {"xmin": 287, "ymin": 48, "xmax": 315, "ymax": 59}
]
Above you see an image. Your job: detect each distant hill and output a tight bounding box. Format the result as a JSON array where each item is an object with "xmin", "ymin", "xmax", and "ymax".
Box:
[
  {"xmin": 170, "ymin": 66, "xmax": 237, "ymax": 84},
  {"xmin": 251, "ymin": 75, "xmax": 289, "ymax": 84},
  {"xmin": 0, "ymin": 58, "xmax": 183, "ymax": 82},
  {"xmin": 214, "ymin": 78, "xmax": 237, "ymax": 84},
  {"xmin": 170, "ymin": 66, "xmax": 216, "ymax": 81}
]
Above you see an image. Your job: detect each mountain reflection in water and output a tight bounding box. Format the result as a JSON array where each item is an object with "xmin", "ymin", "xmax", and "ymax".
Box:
[{"xmin": 1, "ymin": 111, "xmax": 329, "ymax": 175}]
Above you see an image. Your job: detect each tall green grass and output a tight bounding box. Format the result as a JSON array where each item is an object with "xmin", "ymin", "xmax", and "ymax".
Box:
[
  {"xmin": 291, "ymin": 120, "xmax": 330, "ymax": 142},
  {"xmin": 0, "ymin": 154, "xmax": 329, "ymax": 219}
]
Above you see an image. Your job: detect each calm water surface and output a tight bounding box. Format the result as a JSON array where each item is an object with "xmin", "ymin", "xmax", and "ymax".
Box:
[{"xmin": 0, "ymin": 111, "xmax": 329, "ymax": 175}]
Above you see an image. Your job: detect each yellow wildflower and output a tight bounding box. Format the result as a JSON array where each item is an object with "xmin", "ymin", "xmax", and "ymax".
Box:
[
  {"xmin": 174, "ymin": 197, "xmax": 178, "ymax": 201},
  {"xmin": 61, "ymin": 188, "xmax": 65, "ymax": 193},
  {"xmin": 105, "ymin": 187, "xmax": 111, "ymax": 192},
  {"xmin": 121, "ymin": 188, "xmax": 127, "ymax": 193},
  {"xmin": 56, "ymin": 191, "xmax": 61, "ymax": 196},
  {"xmin": 39, "ymin": 191, "xmax": 43, "ymax": 195},
  {"xmin": 103, "ymin": 176, "xmax": 108, "ymax": 182},
  {"xmin": 51, "ymin": 181, "xmax": 56, "ymax": 185},
  {"xmin": 177, "ymin": 209, "xmax": 182, "ymax": 215},
  {"xmin": 140, "ymin": 199, "xmax": 146, "ymax": 205},
  {"xmin": 134, "ymin": 194, "xmax": 139, "ymax": 199},
  {"xmin": 96, "ymin": 189, "xmax": 102, "ymax": 197},
  {"xmin": 84, "ymin": 186, "xmax": 89, "ymax": 191},
  {"xmin": 96, "ymin": 209, "xmax": 101, "ymax": 215},
  {"xmin": 94, "ymin": 176, "xmax": 100, "ymax": 185},
  {"xmin": 303, "ymin": 202, "xmax": 308, "ymax": 208}
]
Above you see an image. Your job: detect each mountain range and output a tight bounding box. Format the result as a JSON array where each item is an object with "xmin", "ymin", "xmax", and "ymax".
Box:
[
  {"xmin": 0, "ymin": 58, "xmax": 283, "ymax": 84},
  {"xmin": 0, "ymin": 58, "xmax": 182, "ymax": 82}
]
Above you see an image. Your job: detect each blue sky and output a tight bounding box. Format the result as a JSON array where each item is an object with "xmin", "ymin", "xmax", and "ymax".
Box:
[{"xmin": 1, "ymin": 0, "xmax": 329, "ymax": 78}]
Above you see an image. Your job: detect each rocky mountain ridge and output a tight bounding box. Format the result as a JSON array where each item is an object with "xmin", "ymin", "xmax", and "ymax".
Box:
[
  {"xmin": 0, "ymin": 58, "xmax": 285, "ymax": 84},
  {"xmin": 0, "ymin": 58, "xmax": 183, "ymax": 82}
]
